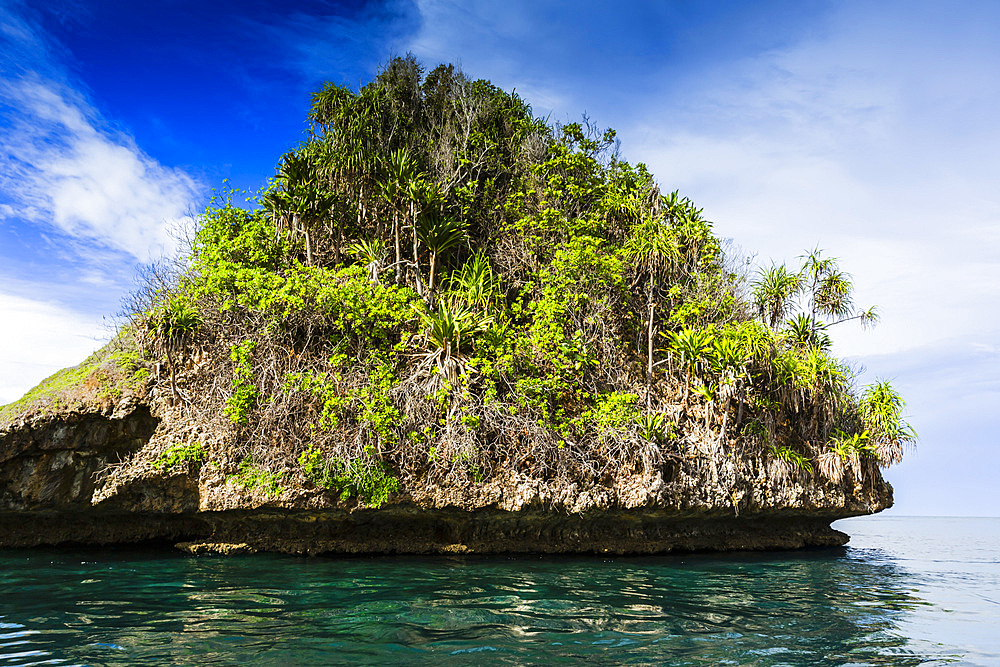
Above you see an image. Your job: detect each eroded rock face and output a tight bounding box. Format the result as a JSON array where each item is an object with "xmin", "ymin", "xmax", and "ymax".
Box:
[
  {"xmin": 0, "ymin": 401, "xmax": 157, "ymax": 512},
  {"xmin": 0, "ymin": 400, "xmax": 892, "ymax": 554}
]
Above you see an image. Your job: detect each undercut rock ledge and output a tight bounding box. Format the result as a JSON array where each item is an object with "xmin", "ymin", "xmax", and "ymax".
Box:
[{"xmin": 0, "ymin": 402, "xmax": 891, "ymax": 556}]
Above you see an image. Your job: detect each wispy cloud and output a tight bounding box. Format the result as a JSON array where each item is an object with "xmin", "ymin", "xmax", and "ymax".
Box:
[
  {"xmin": 0, "ymin": 0, "xmax": 205, "ymax": 402},
  {"xmin": 406, "ymin": 1, "xmax": 1000, "ymax": 360},
  {"xmin": 1, "ymin": 0, "xmax": 206, "ymax": 266},
  {"xmin": 0, "ymin": 75, "xmax": 203, "ymax": 262},
  {"xmin": 618, "ymin": 2, "xmax": 1000, "ymax": 359}
]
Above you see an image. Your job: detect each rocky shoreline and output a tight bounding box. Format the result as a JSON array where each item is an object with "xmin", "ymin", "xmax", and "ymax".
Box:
[
  {"xmin": 0, "ymin": 507, "xmax": 852, "ymax": 555},
  {"xmin": 0, "ymin": 398, "xmax": 889, "ymax": 555}
]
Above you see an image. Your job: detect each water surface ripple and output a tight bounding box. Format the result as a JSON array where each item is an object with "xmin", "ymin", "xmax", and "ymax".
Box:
[{"xmin": 2, "ymin": 516, "xmax": 996, "ymax": 665}]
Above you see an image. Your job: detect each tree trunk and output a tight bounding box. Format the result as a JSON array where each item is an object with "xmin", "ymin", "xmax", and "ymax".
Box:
[
  {"xmin": 718, "ymin": 408, "xmax": 729, "ymax": 445},
  {"xmin": 358, "ymin": 184, "xmax": 365, "ymax": 230},
  {"xmin": 410, "ymin": 201, "xmax": 422, "ymax": 295},
  {"xmin": 165, "ymin": 345, "xmax": 177, "ymax": 405},
  {"xmin": 646, "ymin": 298, "xmax": 655, "ymax": 413},
  {"xmin": 334, "ymin": 217, "xmax": 343, "ymax": 266},
  {"xmin": 393, "ymin": 210, "xmax": 401, "ymax": 283},
  {"xmin": 736, "ymin": 384, "xmax": 745, "ymax": 428}
]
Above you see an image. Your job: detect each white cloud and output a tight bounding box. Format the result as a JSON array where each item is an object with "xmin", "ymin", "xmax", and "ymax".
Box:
[
  {"xmin": 0, "ymin": 2, "xmax": 205, "ymax": 401},
  {"xmin": 620, "ymin": 2, "xmax": 1000, "ymax": 360},
  {"xmin": 403, "ymin": 1, "xmax": 1000, "ymax": 515},
  {"xmin": 408, "ymin": 0, "xmax": 1000, "ymax": 362},
  {"xmin": 0, "ymin": 77, "xmax": 202, "ymax": 262},
  {"xmin": 0, "ymin": 291, "xmax": 108, "ymax": 405}
]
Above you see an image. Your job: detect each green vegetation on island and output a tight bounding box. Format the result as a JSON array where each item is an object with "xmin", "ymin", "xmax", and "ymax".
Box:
[{"xmin": 4, "ymin": 56, "xmax": 915, "ymax": 510}]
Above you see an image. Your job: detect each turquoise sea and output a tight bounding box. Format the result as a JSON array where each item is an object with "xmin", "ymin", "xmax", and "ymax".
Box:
[{"xmin": 1, "ymin": 516, "xmax": 998, "ymax": 665}]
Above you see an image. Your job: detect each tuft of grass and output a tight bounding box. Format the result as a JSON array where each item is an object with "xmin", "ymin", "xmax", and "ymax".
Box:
[
  {"xmin": 0, "ymin": 334, "xmax": 149, "ymax": 425},
  {"xmin": 298, "ymin": 444, "xmax": 398, "ymax": 508},
  {"xmin": 0, "ymin": 353, "xmax": 104, "ymax": 423}
]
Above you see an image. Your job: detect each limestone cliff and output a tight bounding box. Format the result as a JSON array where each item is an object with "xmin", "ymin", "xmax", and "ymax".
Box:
[{"xmin": 0, "ymin": 381, "xmax": 891, "ymax": 555}]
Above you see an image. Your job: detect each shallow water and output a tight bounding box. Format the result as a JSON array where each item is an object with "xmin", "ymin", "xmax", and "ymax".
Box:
[{"xmin": 1, "ymin": 516, "xmax": 997, "ymax": 665}]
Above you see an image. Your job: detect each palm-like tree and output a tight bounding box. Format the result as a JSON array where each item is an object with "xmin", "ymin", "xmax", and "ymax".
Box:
[
  {"xmin": 821, "ymin": 429, "xmax": 875, "ymax": 482},
  {"xmin": 447, "ymin": 251, "xmax": 499, "ymax": 310},
  {"xmin": 407, "ymin": 179, "xmax": 445, "ymax": 292},
  {"xmin": 264, "ymin": 150, "xmax": 336, "ymax": 265},
  {"xmin": 752, "ymin": 263, "xmax": 801, "ymax": 328},
  {"xmin": 308, "ymin": 83, "xmax": 355, "ymax": 135},
  {"xmin": 625, "ymin": 215, "xmax": 680, "ymax": 408},
  {"xmin": 666, "ymin": 327, "xmax": 715, "ymax": 405},
  {"xmin": 379, "ymin": 148, "xmax": 422, "ymax": 279},
  {"xmin": 416, "ymin": 298, "xmax": 493, "ymax": 385},
  {"xmin": 145, "ymin": 295, "xmax": 202, "ymax": 404},
  {"xmin": 859, "ymin": 380, "xmax": 915, "ymax": 466},
  {"xmin": 784, "ymin": 312, "xmax": 832, "ymax": 351},
  {"xmin": 308, "ymin": 85, "xmax": 384, "ymax": 251},
  {"xmin": 800, "ymin": 248, "xmax": 852, "ymax": 321},
  {"xmin": 346, "ymin": 238, "xmax": 389, "ymax": 283},
  {"xmin": 799, "ymin": 248, "xmax": 880, "ymax": 330},
  {"xmin": 771, "ymin": 349, "xmax": 809, "ymax": 413},
  {"xmin": 709, "ymin": 336, "xmax": 751, "ymax": 439},
  {"xmin": 417, "ymin": 213, "xmax": 468, "ymax": 291}
]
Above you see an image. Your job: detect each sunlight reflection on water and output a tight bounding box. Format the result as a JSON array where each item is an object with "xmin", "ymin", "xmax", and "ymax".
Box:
[{"xmin": 0, "ymin": 516, "xmax": 995, "ymax": 665}]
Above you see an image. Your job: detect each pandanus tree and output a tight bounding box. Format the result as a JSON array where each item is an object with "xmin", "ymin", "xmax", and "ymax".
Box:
[
  {"xmin": 625, "ymin": 214, "xmax": 680, "ymax": 409},
  {"xmin": 859, "ymin": 379, "xmax": 915, "ymax": 466},
  {"xmin": 346, "ymin": 238, "xmax": 389, "ymax": 283},
  {"xmin": 785, "ymin": 312, "xmax": 832, "ymax": 351},
  {"xmin": 407, "ymin": 179, "xmax": 446, "ymax": 293},
  {"xmin": 820, "ymin": 429, "xmax": 875, "ymax": 483},
  {"xmin": 378, "ymin": 148, "xmax": 422, "ymax": 279},
  {"xmin": 799, "ymin": 247, "xmax": 880, "ymax": 330},
  {"xmin": 447, "ymin": 251, "xmax": 499, "ymax": 311},
  {"xmin": 416, "ymin": 298, "xmax": 493, "ymax": 385},
  {"xmin": 416, "ymin": 253, "xmax": 498, "ymax": 386},
  {"xmin": 144, "ymin": 294, "xmax": 202, "ymax": 404},
  {"xmin": 754, "ymin": 250, "xmax": 879, "ymax": 334},
  {"xmin": 308, "ymin": 83, "xmax": 355, "ymax": 135},
  {"xmin": 417, "ymin": 212, "xmax": 469, "ymax": 292},
  {"xmin": 753, "ymin": 263, "xmax": 802, "ymax": 328},
  {"xmin": 309, "ymin": 83, "xmax": 383, "ymax": 242},
  {"xmin": 264, "ymin": 150, "xmax": 335, "ymax": 265},
  {"xmin": 665, "ymin": 327, "xmax": 715, "ymax": 406},
  {"xmin": 709, "ymin": 336, "xmax": 750, "ymax": 438}
]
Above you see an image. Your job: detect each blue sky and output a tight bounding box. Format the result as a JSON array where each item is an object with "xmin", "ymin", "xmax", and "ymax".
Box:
[{"xmin": 1, "ymin": 0, "xmax": 997, "ymax": 516}]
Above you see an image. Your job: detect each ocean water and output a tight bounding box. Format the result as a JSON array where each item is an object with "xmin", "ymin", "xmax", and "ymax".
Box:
[{"xmin": 0, "ymin": 516, "xmax": 997, "ymax": 665}]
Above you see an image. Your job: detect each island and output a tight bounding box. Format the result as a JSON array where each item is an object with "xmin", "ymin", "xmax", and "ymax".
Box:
[{"xmin": 0, "ymin": 57, "xmax": 913, "ymax": 555}]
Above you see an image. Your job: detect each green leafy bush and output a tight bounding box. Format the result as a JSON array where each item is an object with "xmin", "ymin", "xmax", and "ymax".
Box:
[
  {"xmin": 298, "ymin": 444, "xmax": 399, "ymax": 508},
  {"xmin": 152, "ymin": 442, "xmax": 206, "ymax": 473},
  {"xmin": 225, "ymin": 340, "xmax": 258, "ymax": 425},
  {"xmin": 228, "ymin": 459, "xmax": 285, "ymax": 498}
]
